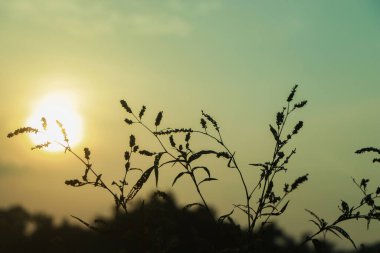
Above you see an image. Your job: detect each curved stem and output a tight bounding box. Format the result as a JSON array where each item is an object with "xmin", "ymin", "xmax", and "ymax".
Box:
[
  {"xmin": 192, "ymin": 130, "xmax": 252, "ymax": 232},
  {"xmin": 300, "ymin": 205, "xmax": 380, "ymax": 247},
  {"xmin": 261, "ymin": 192, "xmax": 288, "ymax": 228},
  {"xmin": 130, "ymin": 113, "xmax": 212, "ymax": 214},
  {"xmin": 55, "ymin": 141, "xmax": 118, "ymax": 208},
  {"xmin": 189, "ymin": 167, "xmax": 211, "ymax": 212},
  {"xmin": 120, "ymin": 147, "xmax": 133, "ymax": 210},
  {"xmin": 252, "ymin": 103, "xmax": 291, "ymax": 230}
]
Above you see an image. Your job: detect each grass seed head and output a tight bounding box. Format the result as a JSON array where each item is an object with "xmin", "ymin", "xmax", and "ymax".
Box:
[{"xmin": 120, "ymin": 100, "xmax": 132, "ymax": 113}]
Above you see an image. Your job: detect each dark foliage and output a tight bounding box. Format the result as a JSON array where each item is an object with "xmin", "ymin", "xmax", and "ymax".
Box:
[{"xmin": 2, "ymin": 194, "xmax": 380, "ymax": 253}]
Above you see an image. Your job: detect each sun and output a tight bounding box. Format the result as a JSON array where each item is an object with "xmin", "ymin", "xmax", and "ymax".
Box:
[{"xmin": 26, "ymin": 92, "xmax": 83, "ymax": 152}]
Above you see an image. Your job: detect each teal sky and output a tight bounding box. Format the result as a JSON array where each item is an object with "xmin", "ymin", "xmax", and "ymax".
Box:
[{"xmin": 1, "ymin": 0, "xmax": 380, "ymax": 249}]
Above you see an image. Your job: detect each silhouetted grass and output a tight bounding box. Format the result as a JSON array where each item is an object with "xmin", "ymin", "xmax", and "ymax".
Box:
[{"xmin": 7, "ymin": 85, "xmax": 380, "ymax": 252}]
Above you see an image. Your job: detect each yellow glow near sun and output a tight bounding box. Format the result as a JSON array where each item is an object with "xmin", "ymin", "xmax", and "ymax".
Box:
[{"xmin": 26, "ymin": 92, "xmax": 83, "ymax": 152}]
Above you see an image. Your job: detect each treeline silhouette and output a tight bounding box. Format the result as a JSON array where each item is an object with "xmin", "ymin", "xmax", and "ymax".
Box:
[{"xmin": 1, "ymin": 192, "xmax": 379, "ymax": 253}]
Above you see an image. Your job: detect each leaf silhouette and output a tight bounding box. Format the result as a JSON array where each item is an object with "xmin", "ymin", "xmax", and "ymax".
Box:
[
  {"xmin": 153, "ymin": 153, "xmax": 164, "ymax": 187},
  {"xmin": 269, "ymin": 124, "xmax": 279, "ymax": 141},
  {"xmin": 326, "ymin": 227, "xmax": 342, "ymax": 239},
  {"xmin": 309, "ymin": 219, "xmax": 321, "ymax": 230},
  {"xmin": 127, "ymin": 166, "xmax": 154, "ymax": 201},
  {"xmin": 249, "ymin": 163, "xmax": 269, "ymax": 169},
  {"xmin": 330, "ymin": 225, "xmax": 357, "ymax": 249},
  {"xmin": 192, "ymin": 166, "xmax": 211, "ymax": 178},
  {"xmin": 279, "ymin": 201, "xmax": 290, "ymax": 214},
  {"xmin": 198, "ymin": 177, "xmax": 217, "ymax": 186},
  {"xmin": 172, "ymin": 171, "xmax": 190, "ymax": 186},
  {"xmin": 70, "ymin": 215, "xmax": 99, "ymax": 231},
  {"xmin": 305, "ymin": 209, "xmax": 323, "ymax": 226}
]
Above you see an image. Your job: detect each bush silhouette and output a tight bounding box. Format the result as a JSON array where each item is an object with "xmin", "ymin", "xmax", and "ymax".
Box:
[
  {"xmin": 1, "ymin": 195, "xmax": 380, "ymax": 253},
  {"xmin": 7, "ymin": 85, "xmax": 380, "ymax": 252},
  {"xmin": 0, "ymin": 196, "xmax": 338, "ymax": 253}
]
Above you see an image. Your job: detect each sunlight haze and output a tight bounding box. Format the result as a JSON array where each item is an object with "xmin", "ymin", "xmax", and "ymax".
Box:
[
  {"xmin": 0, "ymin": 0, "xmax": 379, "ymax": 250},
  {"xmin": 26, "ymin": 91, "xmax": 83, "ymax": 152}
]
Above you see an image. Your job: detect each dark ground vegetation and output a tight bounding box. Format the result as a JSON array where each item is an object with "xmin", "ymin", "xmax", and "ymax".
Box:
[{"xmin": 1, "ymin": 192, "xmax": 380, "ymax": 253}]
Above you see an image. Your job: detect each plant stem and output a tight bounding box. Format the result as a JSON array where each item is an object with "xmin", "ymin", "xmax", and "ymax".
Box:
[
  {"xmin": 252, "ymin": 103, "xmax": 291, "ymax": 230},
  {"xmin": 56, "ymin": 141, "xmax": 119, "ymax": 210},
  {"xmin": 193, "ymin": 130, "xmax": 252, "ymax": 233},
  {"xmin": 130, "ymin": 113, "xmax": 212, "ymax": 214}
]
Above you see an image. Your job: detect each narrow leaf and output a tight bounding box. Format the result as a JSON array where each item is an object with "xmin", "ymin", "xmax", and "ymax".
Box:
[
  {"xmin": 269, "ymin": 124, "xmax": 279, "ymax": 141},
  {"xmin": 172, "ymin": 171, "xmax": 189, "ymax": 186},
  {"xmin": 309, "ymin": 219, "xmax": 321, "ymax": 229},
  {"xmin": 192, "ymin": 166, "xmax": 211, "ymax": 178},
  {"xmin": 330, "ymin": 225, "xmax": 357, "ymax": 249},
  {"xmin": 305, "ymin": 209, "xmax": 323, "ymax": 226},
  {"xmin": 249, "ymin": 163, "xmax": 268, "ymax": 169},
  {"xmin": 198, "ymin": 177, "xmax": 217, "ymax": 186},
  {"xmin": 153, "ymin": 153, "xmax": 163, "ymax": 187},
  {"xmin": 326, "ymin": 228, "xmax": 342, "ymax": 239},
  {"xmin": 70, "ymin": 215, "xmax": 99, "ymax": 231},
  {"xmin": 127, "ymin": 166, "xmax": 154, "ymax": 201},
  {"xmin": 280, "ymin": 201, "xmax": 290, "ymax": 214}
]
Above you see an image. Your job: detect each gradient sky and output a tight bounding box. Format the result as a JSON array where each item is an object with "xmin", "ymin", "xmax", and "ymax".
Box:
[{"xmin": 1, "ymin": 0, "xmax": 380, "ymax": 249}]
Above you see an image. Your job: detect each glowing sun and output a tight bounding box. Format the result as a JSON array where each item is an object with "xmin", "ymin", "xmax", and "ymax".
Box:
[{"xmin": 26, "ymin": 92, "xmax": 83, "ymax": 152}]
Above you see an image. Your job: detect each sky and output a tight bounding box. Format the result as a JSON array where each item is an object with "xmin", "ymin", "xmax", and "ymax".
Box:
[{"xmin": 1, "ymin": 0, "xmax": 380, "ymax": 249}]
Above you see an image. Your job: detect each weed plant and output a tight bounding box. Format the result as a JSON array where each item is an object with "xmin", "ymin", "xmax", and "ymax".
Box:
[{"xmin": 7, "ymin": 85, "xmax": 380, "ymax": 252}]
